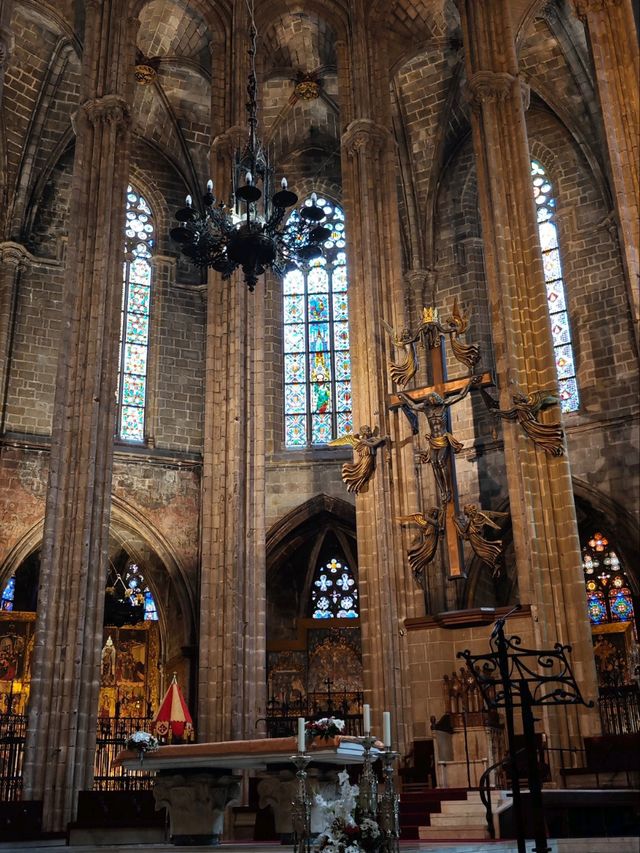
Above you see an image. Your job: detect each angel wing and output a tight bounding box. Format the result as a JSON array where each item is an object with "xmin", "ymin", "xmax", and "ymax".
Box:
[
  {"xmin": 472, "ymin": 509, "xmax": 508, "ymax": 530},
  {"xmin": 450, "ymin": 297, "xmax": 470, "ymax": 334},
  {"xmin": 396, "ymin": 513, "xmax": 429, "ymax": 529},
  {"xmin": 327, "ymin": 435, "xmax": 359, "ymax": 448},
  {"xmin": 523, "ymin": 389, "xmax": 560, "ymax": 413}
]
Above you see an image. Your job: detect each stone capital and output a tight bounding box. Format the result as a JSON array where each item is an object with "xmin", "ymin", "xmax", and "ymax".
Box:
[
  {"xmin": 341, "ymin": 119, "xmax": 391, "ymax": 158},
  {"xmin": 464, "ymin": 71, "xmax": 517, "ymax": 108},
  {"xmin": 404, "ymin": 268, "xmax": 434, "ymax": 293},
  {"xmin": 0, "ymin": 241, "xmax": 31, "ymax": 270},
  {"xmin": 80, "ymin": 94, "xmax": 130, "ymax": 127},
  {"xmin": 211, "ymin": 126, "xmax": 245, "ymax": 163}
]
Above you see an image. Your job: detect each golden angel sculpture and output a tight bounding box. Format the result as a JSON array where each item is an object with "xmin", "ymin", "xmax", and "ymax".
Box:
[
  {"xmin": 397, "ymin": 507, "xmax": 443, "ymax": 589},
  {"xmin": 454, "ymin": 503, "xmax": 509, "ymax": 575},
  {"xmin": 444, "ymin": 299, "xmax": 481, "ymax": 374},
  {"xmin": 480, "ymin": 386, "xmax": 565, "ymax": 456},
  {"xmin": 382, "ymin": 320, "xmax": 420, "ymax": 387},
  {"xmin": 329, "ymin": 425, "xmax": 388, "ymax": 494}
]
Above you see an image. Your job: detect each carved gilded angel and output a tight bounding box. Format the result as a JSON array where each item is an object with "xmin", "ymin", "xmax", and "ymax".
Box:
[
  {"xmin": 480, "ymin": 386, "xmax": 565, "ymax": 456},
  {"xmin": 396, "ymin": 507, "xmax": 443, "ymax": 589},
  {"xmin": 382, "ymin": 320, "xmax": 420, "ymax": 387},
  {"xmin": 453, "ymin": 503, "xmax": 509, "ymax": 575},
  {"xmin": 444, "ymin": 298, "xmax": 481, "ymax": 374},
  {"xmin": 329, "ymin": 425, "xmax": 388, "ymax": 494}
]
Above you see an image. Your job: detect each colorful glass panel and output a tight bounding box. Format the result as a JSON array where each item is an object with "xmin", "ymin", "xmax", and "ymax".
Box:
[
  {"xmin": 0, "ymin": 577, "xmax": 15, "ymax": 612},
  {"xmin": 587, "ymin": 591, "xmax": 607, "ymax": 625},
  {"xmin": 282, "ymin": 198, "xmax": 351, "ymax": 446},
  {"xmin": 531, "ymin": 161, "xmax": 579, "ymax": 413},
  {"xmin": 311, "ymin": 557, "xmax": 359, "ymax": 619},
  {"xmin": 118, "ymin": 185, "xmax": 154, "ymax": 441},
  {"xmin": 582, "ymin": 534, "xmax": 635, "ymax": 628},
  {"xmin": 609, "ymin": 589, "xmax": 634, "ymax": 622}
]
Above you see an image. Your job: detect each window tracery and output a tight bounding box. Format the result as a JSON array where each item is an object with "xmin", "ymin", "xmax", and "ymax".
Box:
[
  {"xmin": 117, "ymin": 185, "xmax": 154, "ymax": 442},
  {"xmin": 311, "ymin": 556, "xmax": 359, "ymax": 620},
  {"xmin": 282, "ymin": 196, "xmax": 352, "ymax": 447},
  {"xmin": 582, "ymin": 531, "xmax": 635, "ymax": 628},
  {"xmin": 531, "ymin": 160, "xmax": 579, "ymax": 413}
]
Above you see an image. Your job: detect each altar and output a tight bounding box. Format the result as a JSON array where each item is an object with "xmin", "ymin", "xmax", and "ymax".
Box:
[{"xmin": 115, "ymin": 735, "xmax": 382, "ymax": 845}]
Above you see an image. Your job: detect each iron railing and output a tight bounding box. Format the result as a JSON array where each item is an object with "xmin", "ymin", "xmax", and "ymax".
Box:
[
  {"xmin": 598, "ymin": 683, "xmax": 640, "ymax": 735},
  {"xmin": 0, "ymin": 713, "xmax": 26, "ymax": 801},
  {"xmin": 93, "ymin": 716, "xmax": 153, "ymax": 791},
  {"xmin": 262, "ymin": 690, "xmax": 364, "ymax": 738}
]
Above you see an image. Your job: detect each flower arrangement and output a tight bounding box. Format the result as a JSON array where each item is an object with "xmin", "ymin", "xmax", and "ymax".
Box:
[
  {"xmin": 305, "ymin": 716, "xmax": 345, "ymax": 742},
  {"xmin": 125, "ymin": 730, "xmax": 159, "ymax": 764},
  {"xmin": 314, "ymin": 770, "xmax": 382, "ymax": 853}
]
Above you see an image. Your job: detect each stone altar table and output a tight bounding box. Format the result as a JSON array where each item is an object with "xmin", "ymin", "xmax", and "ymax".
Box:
[{"xmin": 115, "ymin": 735, "xmax": 381, "ymax": 846}]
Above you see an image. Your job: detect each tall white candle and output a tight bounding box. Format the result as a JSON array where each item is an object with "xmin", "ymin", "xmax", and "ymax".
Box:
[
  {"xmin": 297, "ymin": 717, "xmax": 306, "ymax": 753},
  {"xmin": 363, "ymin": 704, "xmax": 371, "ymax": 734},
  {"xmin": 383, "ymin": 711, "xmax": 392, "ymax": 748}
]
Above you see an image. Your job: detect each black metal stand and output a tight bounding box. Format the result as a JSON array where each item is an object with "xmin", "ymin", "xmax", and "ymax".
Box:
[{"xmin": 458, "ymin": 605, "xmax": 593, "ymax": 853}]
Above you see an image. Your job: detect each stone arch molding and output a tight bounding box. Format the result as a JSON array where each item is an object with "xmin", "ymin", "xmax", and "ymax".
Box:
[
  {"xmin": 266, "ymin": 493, "xmax": 356, "ymax": 561},
  {"xmin": 0, "ymin": 494, "xmax": 196, "ymax": 648}
]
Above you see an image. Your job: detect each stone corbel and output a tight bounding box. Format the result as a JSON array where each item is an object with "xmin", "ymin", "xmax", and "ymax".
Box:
[
  {"xmin": 341, "ymin": 118, "xmax": 392, "ymax": 160},
  {"xmin": 80, "ymin": 94, "xmax": 130, "ymax": 128},
  {"xmin": 211, "ymin": 126, "xmax": 245, "ymax": 163},
  {"xmin": 153, "ymin": 772, "xmax": 241, "ymax": 845},
  {"xmin": 0, "ymin": 241, "xmax": 31, "ymax": 271},
  {"xmin": 463, "ymin": 70, "xmax": 533, "ymax": 115}
]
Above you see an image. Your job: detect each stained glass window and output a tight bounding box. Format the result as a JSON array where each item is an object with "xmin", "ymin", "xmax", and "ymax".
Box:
[
  {"xmin": 0, "ymin": 577, "xmax": 15, "ymax": 612},
  {"xmin": 582, "ymin": 532, "xmax": 635, "ymax": 628},
  {"xmin": 283, "ymin": 196, "xmax": 352, "ymax": 447},
  {"xmin": 531, "ymin": 161, "xmax": 579, "ymax": 413},
  {"xmin": 311, "ymin": 556, "xmax": 359, "ymax": 619},
  {"xmin": 107, "ymin": 562, "xmax": 158, "ymax": 621},
  {"xmin": 117, "ymin": 185, "xmax": 154, "ymax": 441}
]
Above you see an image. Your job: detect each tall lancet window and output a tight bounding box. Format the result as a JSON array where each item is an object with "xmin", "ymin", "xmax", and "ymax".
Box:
[
  {"xmin": 282, "ymin": 196, "xmax": 352, "ymax": 447},
  {"xmin": 117, "ymin": 185, "xmax": 154, "ymax": 442},
  {"xmin": 531, "ymin": 161, "xmax": 579, "ymax": 413}
]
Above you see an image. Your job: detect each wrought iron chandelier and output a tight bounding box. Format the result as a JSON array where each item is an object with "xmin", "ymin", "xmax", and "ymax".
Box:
[{"xmin": 169, "ymin": 5, "xmax": 331, "ymax": 291}]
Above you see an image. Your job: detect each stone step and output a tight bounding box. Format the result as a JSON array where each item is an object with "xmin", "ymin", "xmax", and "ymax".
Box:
[
  {"xmin": 439, "ymin": 801, "xmax": 487, "ymax": 815},
  {"xmin": 428, "ymin": 813, "xmax": 488, "ymax": 827},
  {"xmin": 418, "ymin": 826, "xmax": 490, "ymax": 840}
]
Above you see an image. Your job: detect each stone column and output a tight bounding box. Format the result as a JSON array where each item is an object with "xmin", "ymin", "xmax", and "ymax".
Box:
[
  {"xmin": 338, "ymin": 12, "xmax": 425, "ymax": 748},
  {"xmin": 21, "ymin": 0, "xmax": 136, "ymax": 831},
  {"xmin": 197, "ymin": 122, "xmax": 267, "ymax": 742},
  {"xmin": 573, "ymin": 0, "xmax": 639, "ymax": 350},
  {"xmin": 0, "ymin": 242, "xmax": 28, "ymax": 417},
  {"xmin": 457, "ymin": 0, "xmax": 600, "ymax": 755}
]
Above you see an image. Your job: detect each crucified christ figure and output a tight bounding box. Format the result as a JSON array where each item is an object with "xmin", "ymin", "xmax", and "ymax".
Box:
[{"xmin": 398, "ymin": 375, "xmax": 482, "ymax": 504}]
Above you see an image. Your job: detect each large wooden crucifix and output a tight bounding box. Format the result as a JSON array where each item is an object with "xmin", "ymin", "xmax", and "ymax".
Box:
[{"xmin": 389, "ymin": 333, "xmax": 493, "ymax": 579}]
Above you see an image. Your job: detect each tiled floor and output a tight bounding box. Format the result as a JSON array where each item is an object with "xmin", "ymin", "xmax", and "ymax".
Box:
[{"xmin": 1, "ymin": 839, "xmax": 639, "ymax": 853}]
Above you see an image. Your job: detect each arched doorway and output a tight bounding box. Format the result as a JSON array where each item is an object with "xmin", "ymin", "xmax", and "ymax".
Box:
[{"xmin": 265, "ymin": 495, "xmax": 364, "ymax": 735}]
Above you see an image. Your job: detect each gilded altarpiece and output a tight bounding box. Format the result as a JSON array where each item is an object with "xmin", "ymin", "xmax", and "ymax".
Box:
[
  {"xmin": 98, "ymin": 623, "xmax": 160, "ymax": 718},
  {"xmin": 0, "ymin": 612, "xmax": 36, "ymax": 715}
]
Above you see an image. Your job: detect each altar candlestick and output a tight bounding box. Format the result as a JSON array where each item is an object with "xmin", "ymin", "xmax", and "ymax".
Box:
[
  {"xmin": 297, "ymin": 717, "xmax": 306, "ymax": 753},
  {"xmin": 363, "ymin": 703, "xmax": 371, "ymax": 734},
  {"xmin": 383, "ymin": 711, "xmax": 392, "ymax": 748}
]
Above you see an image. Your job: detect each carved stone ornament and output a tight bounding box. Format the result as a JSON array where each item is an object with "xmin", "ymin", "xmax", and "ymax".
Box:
[
  {"xmin": 293, "ymin": 73, "xmax": 321, "ymax": 101},
  {"xmin": 0, "ymin": 26, "xmax": 14, "ymax": 68},
  {"xmin": 0, "ymin": 242, "xmax": 31, "ymax": 270},
  {"xmin": 211, "ymin": 126, "xmax": 246, "ymax": 164},
  {"xmin": 80, "ymin": 94, "xmax": 130, "ymax": 127},
  {"xmin": 465, "ymin": 70, "xmax": 517, "ymax": 112},
  {"xmin": 134, "ymin": 63, "xmax": 157, "ymax": 85},
  {"xmin": 341, "ymin": 119, "xmax": 390, "ymax": 158}
]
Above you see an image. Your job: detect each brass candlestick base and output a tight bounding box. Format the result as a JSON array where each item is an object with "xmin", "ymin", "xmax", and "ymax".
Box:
[
  {"xmin": 357, "ymin": 734, "xmax": 379, "ymax": 818},
  {"xmin": 379, "ymin": 749, "xmax": 400, "ymax": 852},
  {"xmin": 290, "ymin": 753, "xmax": 311, "ymax": 853}
]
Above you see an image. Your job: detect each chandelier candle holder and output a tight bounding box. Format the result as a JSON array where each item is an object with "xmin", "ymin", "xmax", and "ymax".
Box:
[{"xmin": 169, "ymin": 5, "xmax": 331, "ymax": 291}]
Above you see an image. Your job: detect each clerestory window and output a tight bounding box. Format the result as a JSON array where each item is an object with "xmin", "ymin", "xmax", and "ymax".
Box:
[
  {"xmin": 282, "ymin": 196, "xmax": 352, "ymax": 447},
  {"xmin": 117, "ymin": 185, "xmax": 154, "ymax": 442},
  {"xmin": 531, "ymin": 160, "xmax": 579, "ymax": 413}
]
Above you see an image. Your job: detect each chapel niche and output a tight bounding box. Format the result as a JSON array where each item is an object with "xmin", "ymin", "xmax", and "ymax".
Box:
[{"xmin": 266, "ymin": 498, "xmax": 363, "ymax": 732}]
